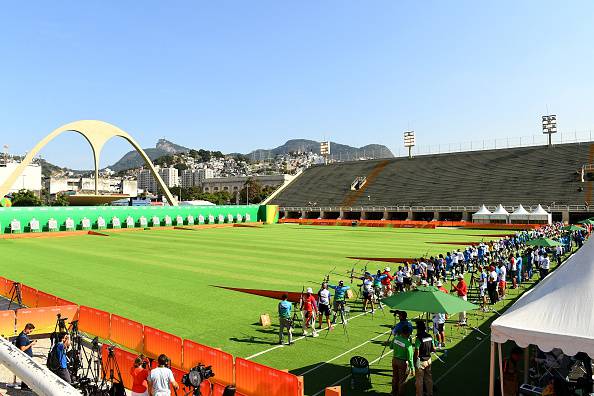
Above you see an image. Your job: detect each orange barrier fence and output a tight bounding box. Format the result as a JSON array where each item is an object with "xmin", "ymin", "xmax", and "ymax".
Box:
[
  {"xmin": 101, "ymin": 345, "xmax": 137, "ymax": 390},
  {"xmin": 0, "ymin": 277, "xmax": 9, "ymax": 298},
  {"xmin": 280, "ymin": 218, "xmax": 541, "ymax": 230},
  {"xmin": 15, "ymin": 305, "xmax": 79, "ymax": 335},
  {"xmin": 143, "ymin": 326, "xmax": 183, "ymax": 368},
  {"xmin": 37, "ymin": 291, "xmax": 58, "ymax": 308},
  {"xmin": 20, "ymin": 284, "xmax": 38, "ymax": 308},
  {"xmin": 183, "ymin": 340, "xmax": 234, "ymax": 386},
  {"xmin": 110, "ymin": 314, "xmax": 144, "ymax": 352},
  {"xmin": 55, "ymin": 297, "xmax": 76, "ymax": 306},
  {"xmin": 0, "ymin": 310, "xmax": 15, "ymax": 337},
  {"xmin": 1, "ymin": 281, "xmax": 306, "ymax": 396},
  {"xmin": 79, "ymin": 306, "xmax": 111, "ymax": 340},
  {"xmin": 235, "ymin": 358, "xmax": 303, "ymax": 396}
]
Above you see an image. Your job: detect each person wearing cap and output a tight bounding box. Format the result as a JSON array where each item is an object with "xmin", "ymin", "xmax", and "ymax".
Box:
[
  {"xmin": 329, "ymin": 280, "xmax": 351, "ymax": 324},
  {"xmin": 414, "ymin": 320, "xmax": 435, "ymax": 396},
  {"xmin": 317, "ymin": 283, "xmax": 332, "ymax": 330},
  {"xmin": 381, "ymin": 267, "xmax": 394, "ymax": 296},
  {"xmin": 16, "ymin": 323, "xmax": 36, "ymax": 391},
  {"xmin": 450, "ymin": 274, "xmax": 468, "ymax": 325},
  {"xmin": 300, "ymin": 287, "xmax": 318, "ymax": 337},
  {"xmin": 388, "ymin": 325, "xmax": 415, "ymax": 396},
  {"xmin": 436, "ymin": 280, "xmax": 448, "ymax": 294},
  {"xmin": 392, "ymin": 310, "xmax": 413, "ymax": 336}
]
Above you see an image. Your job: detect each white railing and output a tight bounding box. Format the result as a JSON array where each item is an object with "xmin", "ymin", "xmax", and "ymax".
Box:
[{"xmin": 319, "ymin": 130, "xmax": 594, "ymax": 162}]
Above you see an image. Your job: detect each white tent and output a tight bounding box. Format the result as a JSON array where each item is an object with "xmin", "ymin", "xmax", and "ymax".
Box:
[
  {"xmin": 508, "ymin": 204, "xmax": 530, "ymax": 223},
  {"xmin": 529, "ymin": 204, "xmax": 552, "ymax": 224},
  {"xmin": 488, "ymin": 237, "xmax": 594, "ymax": 395},
  {"xmin": 490, "ymin": 204, "xmax": 509, "ymax": 223},
  {"xmin": 472, "ymin": 204, "xmax": 492, "ymax": 223}
]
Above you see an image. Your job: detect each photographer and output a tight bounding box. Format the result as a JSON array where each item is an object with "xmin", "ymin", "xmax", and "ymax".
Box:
[
  {"xmin": 148, "ymin": 354, "xmax": 179, "ymax": 396},
  {"xmin": 49, "ymin": 332, "xmax": 71, "ymax": 384},
  {"xmin": 15, "ymin": 323, "xmax": 36, "ymax": 390},
  {"xmin": 130, "ymin": 355, "xmax": 150, "ymax": 396}
]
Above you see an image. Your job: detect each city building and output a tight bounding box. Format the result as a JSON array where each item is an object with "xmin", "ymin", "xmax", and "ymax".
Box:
[
  {"xmin": 0, "ymin": 162, "xmax": 42, "ymax": 194},
  {"xmin": 138, "ymin": 166, "xmax": 179, "ymax": 193},
  {"xmin": 45, "ymin": 176, "xmax": 138, "ymax": 197},
  {"xmin": 201, "ymin": 174, "xmax": 290, "ymax": 194},
  {"xmin": 194, "ymin": 168, "xmax": 214, "ymax": 185}
]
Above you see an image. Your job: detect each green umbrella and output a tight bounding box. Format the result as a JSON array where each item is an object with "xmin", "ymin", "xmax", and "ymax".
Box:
[
  {"xmin": 562, "ymin": 225, "xmax": 585, "ymax": 231},
  {"xmin": 381, "ymin": 286, "xmax": 478, "ymax": 315},
  {"xmin": 577, "ymin": 219, "xmax": 594, "ymax": 225},
  {"xmin": 526, "ymin": 237, "xmax": 563, "ymax": 247}
]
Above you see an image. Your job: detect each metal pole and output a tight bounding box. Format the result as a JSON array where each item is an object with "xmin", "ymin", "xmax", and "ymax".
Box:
[{"xmin": 489, "ymin": 342, "xmax": 495, "ymax": 396}]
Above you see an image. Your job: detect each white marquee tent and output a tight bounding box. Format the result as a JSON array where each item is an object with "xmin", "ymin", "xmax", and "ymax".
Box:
[
  {"xmin": 529, "ymin": 204, "xmax": 552, "ymax": 224},
  {"xmin": 509, "ymin": 204, "xmax": 530, "ymax": 223},
  {"xmin": 490, "ymin": 204, "xmax": 510, "ymax": 223},
  {"xmin": 472, "ymin": 204, "xmax": 492, "ymax": 223},
  {"xmin": 488, "ymin": 237, "xmax": 594, "ymax": 395}
]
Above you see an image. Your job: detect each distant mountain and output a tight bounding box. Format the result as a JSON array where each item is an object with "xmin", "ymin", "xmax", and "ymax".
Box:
[
  {"xmin": 246, "ymin": 139, "xmax": 393, "ymax": 160},
  {"xmin": 108, "ymin": 139, "xmax": 190, "ymax": 171},
  {"xmin": 108, "ymin": 138, "xmax": 393, "ymax": 171}
]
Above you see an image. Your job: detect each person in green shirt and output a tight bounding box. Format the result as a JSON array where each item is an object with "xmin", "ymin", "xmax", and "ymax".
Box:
[{"xmin": 388, "ymin": 325, "xmax": 415, "ymax": 396}]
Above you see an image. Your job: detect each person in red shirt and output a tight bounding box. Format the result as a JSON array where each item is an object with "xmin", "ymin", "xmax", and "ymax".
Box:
[
  {"xmin": 450, "ymin": 274, "xmax": 468, "ymax": 325},
  {"xmin": 300, "ymin": 288, "xmax": 319, "ymax": 337},
  {"xmin": 381, "ymin": 267, "xmax": 395, "ymax": 296},
  {"xmin": 436, "ymin": 280, "xmax": 448, "ymax": 294},
  {"xmin": 130, "ymin": 355, "xmax": 150, "ymax": 396}
]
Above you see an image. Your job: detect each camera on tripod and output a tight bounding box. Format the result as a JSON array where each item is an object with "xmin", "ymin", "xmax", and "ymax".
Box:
[
  {"xmin": 390, "ymin": 309, "xmax": 401, "ymax": 316},
  {"xmin": 182, "ymin": 364, "xmax": 215, "ymax": 395}
]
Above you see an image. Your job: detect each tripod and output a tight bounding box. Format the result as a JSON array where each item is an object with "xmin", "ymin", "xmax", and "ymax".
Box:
[
  {"xmin": 99, "ymin": 346, "xmax": 125, "ymax": 396},
  {"xmin": 7, "ymin": 282, "xmax": 22, "ymax": 310}
]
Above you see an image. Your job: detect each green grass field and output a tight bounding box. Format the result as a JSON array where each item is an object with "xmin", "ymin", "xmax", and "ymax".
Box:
[{"xmin": 0, "ymin": 224, "xmax": 531, "ymax": 395}]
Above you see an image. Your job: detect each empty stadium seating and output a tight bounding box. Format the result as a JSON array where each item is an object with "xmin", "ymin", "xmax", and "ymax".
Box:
[{"xmin": 271, "ymin": 142, "xmax": 594, "ymax": 208}]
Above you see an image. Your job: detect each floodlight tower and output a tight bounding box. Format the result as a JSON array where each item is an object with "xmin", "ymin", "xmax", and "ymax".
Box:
[
  {"xmin": 320, "ymin": 141, "xmax": 330, "ymax": 164},
  {"xmin": 404, "ymin": 131, "xmax": 415, "ymax": 159},
  {"xmin": 542, "ymin": 114, "xmax": 557, "ymax": 147}
]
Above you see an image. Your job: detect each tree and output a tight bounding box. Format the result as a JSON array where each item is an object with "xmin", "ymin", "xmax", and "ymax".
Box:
[
  {"xmin": 51, "ymin": 193, "xmax": 69, "ymax": 206},
  {"xmin": 239, "ymin": 178, "xmax": 263, "ymax": 204},
  {"xmin": 11, "ymin": 189, "xmax": 42, "ymax": 207}
]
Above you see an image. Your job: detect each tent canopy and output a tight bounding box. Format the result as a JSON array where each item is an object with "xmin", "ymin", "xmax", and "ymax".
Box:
[
  {"xmin": 490, "ymin": 204, "xmax": 509, "ymax": 220},
  {"xmin": 472, "ymin": 204, "xmax": 492, "ymax": 221},
  {"xmin": 509, "ymin": 204, "xmax": 530, "ymax": 221},
  {"xmin": 491, "ymin": 237, "xmax": 594, "ymax": 358}
]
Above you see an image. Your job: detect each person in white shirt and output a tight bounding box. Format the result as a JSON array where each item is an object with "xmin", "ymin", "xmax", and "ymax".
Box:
[
  {"xmin": 148, "ymin": 354, "xmax": 179, "ymax": 396},
  {"xmin": 540, "ymin": 254, "xmax": 551, "ymax": 279},
  {"xmin": 317, "ymin": 283, "xmax": 332, "ymax": 330}
]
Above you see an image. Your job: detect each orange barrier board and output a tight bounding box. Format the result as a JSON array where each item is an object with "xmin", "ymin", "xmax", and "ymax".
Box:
[
  {"xmin": 79, "ymin": 306, "xmax": 111, "ymax": 340},
  {"xmin": 36, "ymin": 291, "xmax": 58, "ymax": 308},
  {"xmin": 110, "ymin": 314, "xmax": 143, "ymax": 352},
  {"xmin": 20, "ymin": 284, "xmax": 38, "ymax": 308},
  {"xmin": 16, "ymin": 305, "xmax": 79, "ymax": 336},
  {"xmin": 0, "ymin": 310, "xmax": 16, "ymax": 338},
  {"xmin": 182, "ymin": 340, "xmax": 234, "ymax": 386},
  {"xmin": 0, "ymin": 277, "xmax": 9, "ymax": 298},
  {"xmin": 143, "ymin": 326, "xmax": 182, "ymax": 368},
  {"xmin": 235, "ymin": 357, "xmax": 303, "ymax": 396}
]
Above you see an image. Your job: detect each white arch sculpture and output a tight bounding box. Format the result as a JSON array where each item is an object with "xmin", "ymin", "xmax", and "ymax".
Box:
[{"xmin": 0, "ymin": 120, "xmax": 178, "ymax": 205}]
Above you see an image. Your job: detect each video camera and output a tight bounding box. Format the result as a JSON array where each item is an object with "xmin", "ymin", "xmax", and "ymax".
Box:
[
  {"xmin": 182, "ymin": 364, "xmax": 215, "ymax": 395},
  {"xmin": 389, "ymin": 309, "xmax": 401, "ymax": 317}
]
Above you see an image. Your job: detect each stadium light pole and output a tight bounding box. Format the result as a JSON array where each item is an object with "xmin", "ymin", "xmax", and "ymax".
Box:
[
  {"xmin": 404, "ymin": 131, "xmax": 416, "ymax": 159},
  {"xmin": 542, "ymin": 114, "xmax": 557, "ymax": 147}
]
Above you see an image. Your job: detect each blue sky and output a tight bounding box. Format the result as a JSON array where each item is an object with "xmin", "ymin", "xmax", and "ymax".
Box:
[{"xmin": 1, "ymin": 1, "xmax": 593, "ymax": 168}]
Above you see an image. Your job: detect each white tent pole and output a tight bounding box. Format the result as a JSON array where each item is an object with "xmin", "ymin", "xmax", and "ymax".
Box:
[
  {"xmin": 524, "ymin": 345, "xmax": 529, "ymax": 384},
  {"xmin": 489, "ymin": 341, "xmax": 495, "ymax": 396},
  {"xmin": 498, "ymin": 343, "xmax": 505, "ymax": 396}
]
